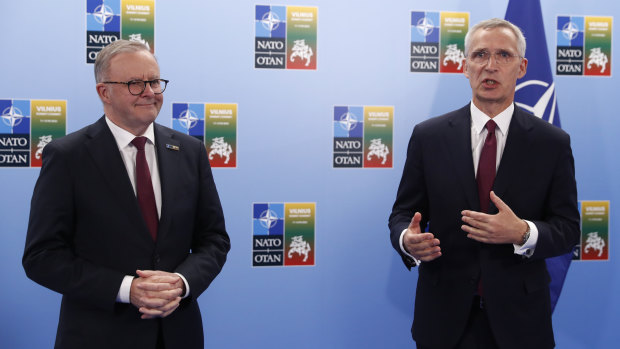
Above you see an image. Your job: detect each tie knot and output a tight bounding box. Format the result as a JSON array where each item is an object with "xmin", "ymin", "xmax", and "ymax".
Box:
[
  {"xmin": 485, "ymin": 120, "xmax": 497, "ymax": 133},
  {"xmin": 131, "ymin": 137, "xmax": 148, "ymax": 151}
]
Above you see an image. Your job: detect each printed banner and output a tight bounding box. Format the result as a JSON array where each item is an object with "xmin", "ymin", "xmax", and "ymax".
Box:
[
  {"xmin": 255, "ymin": 5, "xmax": 317, "ymax": 69},
  {"xmin": 579, "ymin": 201, "xmax": 609, "ymax": 261},
  {"xmin": 556, "ymin": 15, "xmax": 612, "ymax": 76},
  {"xmin": 411, "ymin": 11, "xmax": 469, "ymax": 73},
  {"xmin": 333, "ymin": 106, "xmax": 393, "ymax": 168},
  {"xmin": 253, "ymin": 203, "xmax": 315, "ymax": 267},
  {"xmin": 172, "ymin": 103, "xmax": 237, "ymax": 168},
  {"xmin": 86, "ymin": 0, "xmax": 155, "ymax": 64},
  {"xmin": 0, "ymin": 99, "xmax": 66, "ymax": 167}
]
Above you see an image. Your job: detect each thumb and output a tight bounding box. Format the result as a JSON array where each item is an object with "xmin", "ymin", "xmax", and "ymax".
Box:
[
  {"xmin": 490, "ymin": 191, "xmax": 507, "ymax": 211},
  {"xmin": 407, "ymin": 212, "xmax": 422, "ymax": 234}
]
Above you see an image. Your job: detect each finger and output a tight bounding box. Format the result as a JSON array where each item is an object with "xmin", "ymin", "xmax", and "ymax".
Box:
[
  {"xmin": 461, "ymin": 215, "xmax": 487, "ymax": 230},
  {"xmin": 158, "ymin": 297, "xmax": 182, "ymax": 313},
  {"xmin": 407, "ymin": 212, "xmax": 422, "ymax": 231},
  {"xmin": 489, "ymin": 191, "xmax": 508, "ymax": 211},
  {"xmin": 139, "ymin": 306, "xmax": 164, "ymax": 317},
  {"xmin": 159, "ymin": 302, "xmax": 181, "ymax": 318},
  {"xmin": 136, "ymin": 270, "xmax": 158, "ymax": 277},
  {"xmin": 419, "ymin": 251, "xmax": 442, "ymax": 262},
  {"xmin": 137, "ymin": 280, "xmax": 180, "ymax": 291}
]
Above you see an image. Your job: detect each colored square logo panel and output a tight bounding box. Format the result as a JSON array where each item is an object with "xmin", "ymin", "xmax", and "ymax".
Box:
[
  {"xmin": 255, "ymin": 5, "xmax": 317, "ymax": 70},
  {"xmin": 0, "ymin": 99, "xmax": 66, "ymax": 167},
  {"xmin": 579, "ymin": 201, "xmax": 609, "ymax": 261},
  {"xmin": 556, "ymin": 15, "xmax": 612, "ymax": 76},
  {"xmin": 87, "ymin": 0, "xmax": 121, "ymax": 32},
  {"xmin": 172, "ymin": 103, "xmax": 205, "ymax": 139},
  {"xmin": 411, "ymin": 11, "xmax": 468, "ymax": 73},
  {"xmin": 252, "ymin": 202, "xmax": 315, "ymax": 267},
  {"xmin": 85, "ymin": 0, "xmax": 155, "ymax": 64},
  {"xmin": 205, "ymin": 104, "xmax": 237, "ymax": 168},
  {"xmin": 333, "ymin": 106, "xmax": 393, "ymax": 168},
  {"xmin": 256, "ymin": 5, "xmax": 287, "ymax": 38},
  {"xmin": 171, "ymin": 102, "xmax": 238, "ymax": 168}
]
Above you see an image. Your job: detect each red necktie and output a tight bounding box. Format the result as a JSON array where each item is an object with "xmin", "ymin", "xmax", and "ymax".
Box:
[
  {"xmin": 131, "ymin": 137, "xmax": 158, "ymax": 240},
  {"xmin": 477, "ymin": 120, "xmax": 497, "ymax": 213},
  {"xmin": 476, "ymin": 120, "xmax": 496, "ymax": 299}
]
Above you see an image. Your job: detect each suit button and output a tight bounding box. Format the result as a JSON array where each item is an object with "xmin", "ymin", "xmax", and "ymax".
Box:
[{"xmin": 154, "ymin": 254, "xmax": 161, "ymax": 264}]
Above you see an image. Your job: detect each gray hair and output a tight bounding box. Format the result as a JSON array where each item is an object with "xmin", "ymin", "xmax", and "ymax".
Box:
[
  {"xmin": 94, "ymin": 40, "xmax": 154, "ymax": 82},
  {"xmin": 464, "ymin": 18, "xmax": 526, "ymax": 57}
]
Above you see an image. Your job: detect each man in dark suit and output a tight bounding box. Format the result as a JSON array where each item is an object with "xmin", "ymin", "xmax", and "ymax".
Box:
[
  {"xmin": 389, "ymin": 18, "xmax": 579, "ymax": 349},
  {"xmin": 23, "ymin": 40, "xmax": 230, "ymax": 349}
]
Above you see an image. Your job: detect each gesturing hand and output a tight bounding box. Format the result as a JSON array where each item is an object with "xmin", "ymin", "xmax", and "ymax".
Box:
[
  {"xmin": 402, "ymin": 212, "xmax": 442, "ymax": 262},
  {"xmin": 461, "ymin": 191, "xmax": 528, "ymax": 245}
]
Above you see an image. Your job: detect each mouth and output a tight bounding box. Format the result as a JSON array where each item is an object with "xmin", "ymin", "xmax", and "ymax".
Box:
[{"xmin": 482, "ymin": 79, "xmax": 498, "ymax": 87}]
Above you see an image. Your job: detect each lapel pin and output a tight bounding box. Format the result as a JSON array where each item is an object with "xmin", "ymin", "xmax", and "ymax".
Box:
[{"xmin": 166, "ymin": 144, "xmax": 180, "ymax": 151}]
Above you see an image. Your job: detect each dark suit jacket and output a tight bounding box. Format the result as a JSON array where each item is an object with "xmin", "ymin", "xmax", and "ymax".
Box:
[
  {"xmin": 389, "ymin": 104, "xmax": 579, "ymax": 349},
  {"xmin": 23, "ymin": 116, "xmax": 231, "ymax": 349}
]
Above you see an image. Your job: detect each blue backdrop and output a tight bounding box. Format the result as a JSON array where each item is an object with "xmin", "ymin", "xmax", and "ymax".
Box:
[{"xmin": 0, "ymin": 1, "xmax": 618, "ymax": 348}]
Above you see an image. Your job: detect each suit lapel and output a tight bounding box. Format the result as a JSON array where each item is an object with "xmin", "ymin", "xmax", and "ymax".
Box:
[
  {"xmin": 445, "ymin": 105, "xmax": 479, "ymax": 210},
  {"xmin": 154, "ymin": 124, "xmax": 182, "ymax": 240},
  {"xmin": 491, "ymin": 107, "xmax": 534, "ymax": 212},
  {"xmin": 84, "ymin": 117, "xmax": 154, "ymax": 244}
]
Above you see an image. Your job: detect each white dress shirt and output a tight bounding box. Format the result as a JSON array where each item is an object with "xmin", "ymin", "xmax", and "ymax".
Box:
[
  {"xmin": 105, "ymin": 117, "xmax": 189, "ymax": 303},
  {"xmin": 399, "ymin": 103, "xmax": 538, "ymax": 264}
]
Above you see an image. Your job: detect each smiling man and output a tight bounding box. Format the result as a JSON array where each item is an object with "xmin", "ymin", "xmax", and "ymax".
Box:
[
  {"xmin": 23, "ymin": 40, "xmax": 230, "ymax": 349},
  {"xmin": 389, "ymin": 18, "xmax": 579, "ymax": 349}
]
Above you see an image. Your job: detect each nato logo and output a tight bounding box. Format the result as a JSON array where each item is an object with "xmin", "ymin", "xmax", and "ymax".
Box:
[
  {"xmin": 86, "ymin": 0, "xmax": 121, "ymax": 63},
  {"xmin": 411, "ymin": 11, "xmax": 440, "ymax": 73},
  {"xmin": 333, "ymin": 106, "xmax": 363, "ymax": 168},
  {"xmin": 556, "ymin": 16, "xmax": 584, "ymax": 75},
  {"xmin": 255, "ymin": 5, "xmax": 287, "ymax": 69},
  {"xmin": 0, "ymin": 99, "xmax": 31, "ymax": 167},
  {"xmin": 253, "ymin": 203, "xmax": 284, "ymax": 266},
  {"xmin": 172, "ymin": 103, "xmax": 205, "ymax": 141}
]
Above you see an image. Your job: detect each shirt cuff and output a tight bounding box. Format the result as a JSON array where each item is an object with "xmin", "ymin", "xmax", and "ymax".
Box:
[
  {"xmin": 513, "ymin": 220, "xmax": 538, "ymax": 257},
  {"xmin": 175, "ymin": 273, "xmax": 190, "ymax": 298},
  {"xmin": 399, "ymin": 228, "xmax": 421, "ymax": 266},
  {"xmin": 116, "ymin": 275, "xmax": 134, "ymax": 303}
]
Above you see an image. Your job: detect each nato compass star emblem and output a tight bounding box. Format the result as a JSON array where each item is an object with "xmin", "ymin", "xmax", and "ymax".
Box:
[
  {"xmin": 562, "ymin": 22, "xmax": 579, "ymax": 41},
  {"xmin": 259, "ymin": 209, "xmax": 279, "ymax": 229},
  {"xmin": 339, "ymin": 112, "xmax": 358, "ymax": 131},
  {"xmin": 261, "ymin": 11, "xmax": 281, "ymax": 32},
  {"xmin": 1, "ymin": 106, "xmax": 24, "ymax": 128},
  {"xmin": 178, "ymin": 109, "xmax": 198, "ymax": 130},
  {"xmin": 416, "ymin": 17, "xmax": 434, "ymax": 37},
  {"xmin": 93, "ymin": 4, "xmax": 115, "ymax": 25}
]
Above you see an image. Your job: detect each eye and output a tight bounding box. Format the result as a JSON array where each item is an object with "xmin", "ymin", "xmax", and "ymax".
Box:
[
  {"xmin": 475, "ymin": 51, "xmax": 487, "ymax": 58},
  {"xmin": 498, "ymin": 51, "xmax": 511, "ymax": 58},
  {"xmin": 128, "ymin": 80, "xmax": 143, "ymax": 87},
  {"xmin": 150, "ymin": 80, "xmax": 161, "ymax": 88}
]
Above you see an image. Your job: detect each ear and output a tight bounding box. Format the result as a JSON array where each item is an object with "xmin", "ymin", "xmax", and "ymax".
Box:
[
  {"xmin": 96, "ymin": 83, "xmax": 111, "ymax": 104},
  {"xmin": 517, "ymin": 57, "xmax": 528, "ymax": 79},
  {"xmin": 463, "ymin": 59, "xmax": 471, "ymax": 79}
]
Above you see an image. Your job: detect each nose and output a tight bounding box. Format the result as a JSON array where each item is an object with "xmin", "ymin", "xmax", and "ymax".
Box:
[
  {"xmin": 484, "ymin": 54, "xmax": 499, "ymax": 69},
  {"xmin": 141, "ymin": 82, "xmax": 155, "ymax": 96}
]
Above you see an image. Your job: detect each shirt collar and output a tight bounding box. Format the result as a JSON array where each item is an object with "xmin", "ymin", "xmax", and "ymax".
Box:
[
  {"xmin": 105, "ymin": 116, "xmax": 156, "ymax": 149},
  {"xmin": 470, "ymin": 102, "xmax": 514, "ymax": 136}
]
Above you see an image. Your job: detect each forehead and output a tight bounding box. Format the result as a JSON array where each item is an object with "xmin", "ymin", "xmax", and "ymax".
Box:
[
  {"xmin": 107, "ymin": 50, "xmax": 160, "ymax": 78},
  {"xmin": 470, "ymin": 27, "xmax": 519, "ymax": 51}
]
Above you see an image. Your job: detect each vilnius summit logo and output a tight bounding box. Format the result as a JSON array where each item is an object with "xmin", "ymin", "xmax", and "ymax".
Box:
[
  {"xmin": 86, "ymin": 0, "xmax": 155, "ymax": 64},
  {"xmin": 255, "ymin": 5, "xmax": 318, "ymax": 70}
]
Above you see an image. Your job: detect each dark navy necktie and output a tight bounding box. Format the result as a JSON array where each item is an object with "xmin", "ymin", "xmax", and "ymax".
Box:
[{"xmin": 131, "ymin": 137, "xmax": 158, "ymax": 240}]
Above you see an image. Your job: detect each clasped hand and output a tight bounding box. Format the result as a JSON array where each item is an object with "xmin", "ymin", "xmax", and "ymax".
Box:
[{"xmin": 130, "ymin": 270, "xmax": 184, "ymax": 319}]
